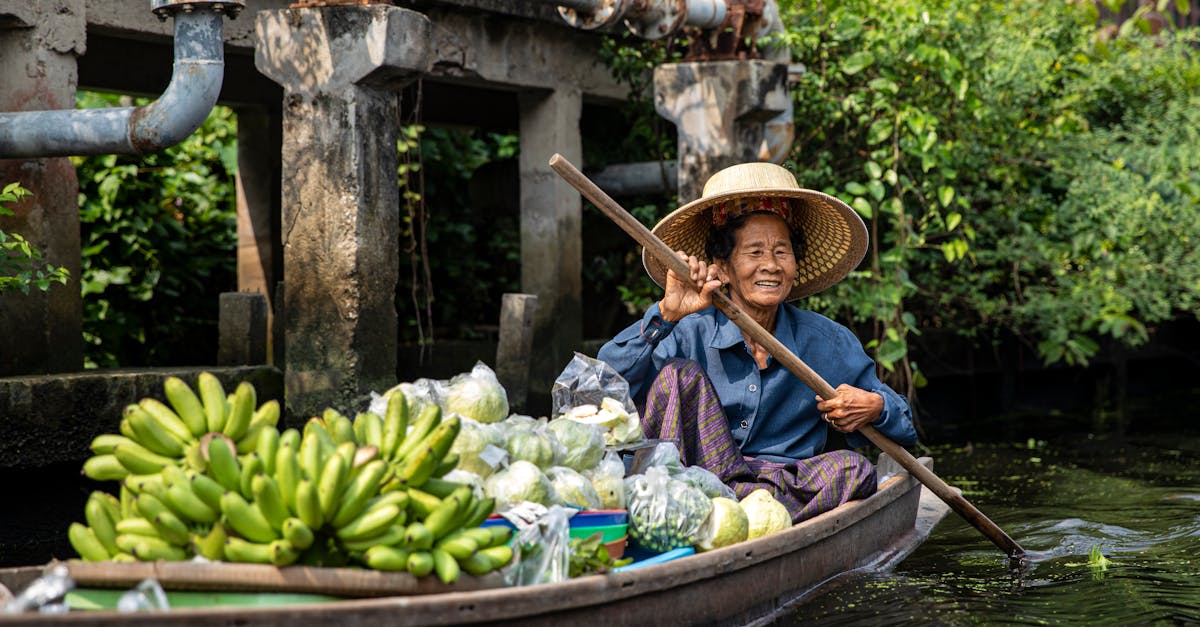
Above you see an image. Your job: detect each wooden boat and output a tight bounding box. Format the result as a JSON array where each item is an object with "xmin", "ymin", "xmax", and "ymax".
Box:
[{"xmin": 0, "ymin": 455, "xmax": 950, "ymax": 626}]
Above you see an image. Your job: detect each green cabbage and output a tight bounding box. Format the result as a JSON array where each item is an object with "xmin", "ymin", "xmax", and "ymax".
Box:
[
  {"xmin": 449, "ymin": 417, "xmax": 507, "ymax": 478},
  {"xmin": 546, "ymin": 466, "xmax": 603, "ymax": 510},
  {"xmin": 505, "ymin": 429, "xmax": 558, "ymax": 469},
  {"xmin": 485, "ymin": 460, "xmax": 558, "ymax": 511}
]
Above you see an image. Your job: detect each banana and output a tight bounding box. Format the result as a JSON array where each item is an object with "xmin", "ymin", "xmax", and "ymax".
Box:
[
  {"xmin": 435, "ymin": 533, "xmax": 479, "ymax": 561},
  {"xmin": 405, "ymin": 488, "xmax": 442, "ymax": 519},
  {"xmin": 119, "ymin": 486, "xmax": 137, "ymax": 519},
  {"xmin": 222, "ymin": 491, "xmax": 278, "ymax": 543},
  {"xmin": 116, "ymin": 518, "xmax": 161, "ymax": 538},
  {"xmin": 83, "ymin": 454, "xmax": 129, "ymax": 482},
  {"xmin": 205, "ymin": 434, "xmax": 241, "ymax": 493},
  {"xmin": 188, "ymin": 471, "xmax": 225, "ymax": 512},
  {"xmin": 113, "ymin": 440, "xmax": 175, "ymax": 475},
  {"xmin": 164, "ymin": 376, "xmax": 209, "ymax": 437},
  {"xmin": 236, "ymin": 423, "xmax": 266, "ymax": 455},
  {"xmin": 406, "ymin": 550, "xmax": 435, "ymax": 577},
  {"xmin": 432, "ymin": 453, "xmax": 459, "ymax": 479},
  {"xmin": 404, "ymin": 521, "xmax": 434, "ymax": 551},
  {"xmin": 198, "ymin": 372, "xmax": 228, "ymax": 434},
  {"xmin": 479, "ymin": 545, "xmax": 514, "ymax": 569},
  {"xmin": 460, "ymin": 497, "xmax": 495, "ymax": 530},
  {"xmin": 367, "ymin": 489, "xmax": 411, "ymax": 513},
  {"xmin": 85, "ymin": 492, "xmax": 121, "ymax": 556},
  {"xmin": 392, "ymin": 416, "xmax": 461, "ymax": 489},
  {"xmin": 304, "ymin": 417, "xmax": 336, "ymax": 452},
  {"xmin": 330, "ymin": 460, "xmax": 387, "ymax": 528},
  {"xmin": 223, "ymin": 536, "xmax": 273, "ymax": 564},
  {"xmin": 130, "ymin": 537, "xmax": 187, "ymax": 561},
  {"xmin": 317, "ymin": 453, "xmax": 347, "ymax": 521},
  {"xmin": 139, "ymin": 398, "xmax": 196, "ymax": 445},
  {"xmin": 485, "ymin": 525, "xmax": 513, "ymax": 548},
  {"xmin": 364, "ymin": 545, "xmax": 410, "ymax": 571},
  {"xmin": 380, "ymin": 391, "xmax": 409, "ymax": 461},
  {"xmin": 184, "ymin": 441, "xmax": 208, "ymax": 472},
  {"xmin": 270, "ymin": 539, "xmax": 300, "ymax": 567},
  {"xmin": 274, "ymin": 443, "xmax": 300, "ymax": 513},
  {"xmin": 279, "ymin": 428, "xmax": 301, "ymax": 451},
  {"xmin": 422, "ymin": 491, "xmax": 468, "ymax": 541},
  {"xmin": 255, "ymin": 426, "xmax": 280, "ymax": 477},
  {"xmin": 191, "ymin": 522, "xmax": 227, "ymax": 561},
  {"xmin": 223, "ymin": 381, "xmax": 256, "ymax": 442},
  {"xmin": 90, "ymin": 434, "xmax": 132, "ymax": 456},
  {"xmin": 123, "ymin": 473, "xmax": 166, "ymax": 498},
  {"xmin": 111, "ymin": 552, "xmax": 137, "ymax": 563},
  {"xmin": 125, "ymin": 406, "xmax": 187, "ymax": 457},
  {"xmin": 240, "ymin": 452, "xmax": 264, "ymax": 500},
  {"xmin": 459, "ymin": 550, "xmax": 494, "ymax": 576},
  {"xmin": 339, "ymin": 523, "xmax": 407, "ymax": 552},
  {"xmin": 392, "ymin": 404, "xmax": 440, "ymax": 463},
  {"xmin": 164, "ymin": 481, "xmax": 218, "ymax": 524},
  {"xmin": 335, "ymin": 503, "xmax": 402, "ymax": 541},
  {"xmin": 69, "ymin": 523, "xmax": 111, "ymax": 561},
  {"xmin": 323, "ymin": 409, "xmax": 355, "ymax": 445},
  {"xmin": 431, "ymin": 547, "xmax": 461, "ymax": 584},
  {"xmin": 352, "ymin": 412, "xmax": 383, "ymax": 449},
  {"xmin": 251, "ymin": 400, "xmax": 281, "ymax": 430},
  {"xmin": 84, "ymin": 492, "xmax": 117, "ymax": 552},
  {"xmin": 252, "ymin": 473, "xmax": 289, "ymax": 532},
  {"xmin": 160, "ymin": 463, "xmax": 189, "ymax": 489},
  {"xmin": 152, "ymin": 511, "xmax": 192, "ymax": 546},
  {"xmin": 294, "ymin": 479, "xmax": 324, "ymax": 530},
  {"xmin": 299, "ymin": 429, "xmax": 324, "ymax": 483},
  {"xmin": 282, "ymin": 517, "xmax": 314, "ymax": 550}
]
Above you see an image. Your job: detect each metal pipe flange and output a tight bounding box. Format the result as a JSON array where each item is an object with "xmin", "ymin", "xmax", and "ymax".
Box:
[{"xmin": 151, "ymin": 0, "xmax": 245, "ymax": 21}]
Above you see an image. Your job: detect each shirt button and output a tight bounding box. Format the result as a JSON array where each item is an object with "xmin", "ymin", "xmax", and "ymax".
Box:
[
  {"xmin": 740, "ymin": 419, "xmax": 749, "ymax": 430},
  {"xmin": 748, "ymin": 384, "xmax": 758, "ymax": 392}
]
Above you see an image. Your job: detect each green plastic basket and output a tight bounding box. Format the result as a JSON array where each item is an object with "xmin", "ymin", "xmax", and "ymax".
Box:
[{"xmin": 568, "ymin": 523, "xmax": 628, "ymax": 543}]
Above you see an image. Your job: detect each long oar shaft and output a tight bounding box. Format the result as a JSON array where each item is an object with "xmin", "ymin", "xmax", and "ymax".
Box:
[{"xmin": 549, "ymin": 152, "xmax": 1026, "ymax": 560}]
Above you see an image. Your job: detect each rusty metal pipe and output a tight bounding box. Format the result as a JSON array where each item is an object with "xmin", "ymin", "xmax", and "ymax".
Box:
[{"xmin": 0, "ymin": 1, "xmax": 241, "ymax": 158}]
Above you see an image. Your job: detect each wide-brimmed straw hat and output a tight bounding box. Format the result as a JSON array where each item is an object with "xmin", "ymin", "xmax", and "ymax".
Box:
[{"xmin": 642, "ymin": 162, "xmax": 868, "ymax": 301}]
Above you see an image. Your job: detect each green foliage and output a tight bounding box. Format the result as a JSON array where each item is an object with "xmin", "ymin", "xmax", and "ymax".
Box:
[
  {"xmin": 75, "ymin": 91, "xmax": 238, "ymax": 368},
  {"xmin": 0, "ymin": 183, "xmax": 70, "ymax": 294}
]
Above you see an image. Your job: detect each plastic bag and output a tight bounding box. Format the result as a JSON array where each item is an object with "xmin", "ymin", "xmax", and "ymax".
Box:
[
  {"xmin": 442, "ymin": 362, "xmax": 509, "ymax": 424},
  {"xmin": 551, "ymin": 353, "xmax": 641, "ymax": 428},
  {"xmin": 485, "ymin": 460, "xmax": 560, "ymax": 511},
  {"xmin": 117, "ymin": 579, "xmax": 170, "ymax": 612},
  {"xmin": 507, "ymin": 505, "xmax": 574, "ymax": 586},
  {"xmin": 498, "ymin": 416, "xmax": 561, "ymax": 470},
  {"xmin": 629, "ymin": 441, "xmax": 685, "ymax": 476},
  {"xmin": 546, "ymin": 466, "xmax": 604, "ymax": 510},
  {"xmin": 546, "ymin": 417, "xmax": 606, "ymax": 472},
  {"xmin": 625, "ymin": 466, "xmax": 713, "ymax": 553},
  {"xmin": 370, "ymin": 377, "xmax": 444, "ymax": 420},
  {"xmin": 449, "ymin": 416, "xmax": 508, "ymax": 478},
  {"xmin": 586, "ymin": 450, "xmax": 628, "ymax": 510},
  {"xmin": 1, "ymin": 564, "xmax": 72, "ymax": 615},
  {"xmin": 674, "ymin": 465, "xmax": 736, "ymax": 500}
]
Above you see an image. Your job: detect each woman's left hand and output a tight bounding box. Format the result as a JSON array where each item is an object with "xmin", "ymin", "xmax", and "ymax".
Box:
[{"xmin": 816, "ymin": 384, "xmax": 883, "ymax": 433}]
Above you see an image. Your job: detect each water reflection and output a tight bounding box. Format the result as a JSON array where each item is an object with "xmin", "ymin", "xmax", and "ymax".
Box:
[{"xmin": 770, "ymin": 434, "xmax": 1200, "ymax": 625}]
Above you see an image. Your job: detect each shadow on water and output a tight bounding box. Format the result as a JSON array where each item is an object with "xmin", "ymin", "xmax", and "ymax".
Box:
[{"xmin": 770, "ymin": 432, "xmax": 1200, "ymax": 625}]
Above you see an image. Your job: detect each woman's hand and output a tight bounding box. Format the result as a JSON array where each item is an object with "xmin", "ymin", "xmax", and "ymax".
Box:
[
  {"xmin": 816, "ymin": 384, "xmax": 884, "ymax": 433},
  {"xmin": 659, "ymin": 251, "xmax": 723, "ymax": 322}
]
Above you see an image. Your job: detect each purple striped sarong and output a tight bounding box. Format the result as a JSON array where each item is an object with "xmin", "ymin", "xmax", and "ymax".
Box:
[{"xmin": 641, "ymin": 359, "xmax": 877, "ymax": 523}]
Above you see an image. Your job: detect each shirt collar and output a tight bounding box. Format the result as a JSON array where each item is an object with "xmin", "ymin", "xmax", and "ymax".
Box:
[{"xmin": 710, "ymin": 304, "xmax": 798, "ymax": 357}]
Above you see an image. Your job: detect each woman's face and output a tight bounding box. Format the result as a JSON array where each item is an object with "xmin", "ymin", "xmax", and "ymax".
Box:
[{"xmin": 715, "ymin": 213, "xmax": 797, "ymax": 314}]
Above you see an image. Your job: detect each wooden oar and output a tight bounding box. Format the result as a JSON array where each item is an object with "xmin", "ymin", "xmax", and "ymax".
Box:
[{"xmin": 549, "ymin": 153, "xmax": 1027, "ymax": 561}]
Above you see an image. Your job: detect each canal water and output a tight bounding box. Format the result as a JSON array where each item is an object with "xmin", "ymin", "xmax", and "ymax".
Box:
[{"xmin": 771, "ymin": 431, "xmax": 1200, "ymax": 625}]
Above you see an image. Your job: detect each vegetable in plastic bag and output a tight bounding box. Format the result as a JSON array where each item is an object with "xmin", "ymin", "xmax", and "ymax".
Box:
[
  {"xmin": 501, "ymin": 417, "xmax": 561, "ymax": 469},
  {"xmin": 586, "ymin": 450, "xmax": 628, "ymax": 510},
  {"xmin": 625, "ymin": 467, "xmax": 713, "ymax": 553},
  {"xmin": 546, "ymin": 417, "xmax": 605, "ymax": 472},
  {"xmin": 507, "ymin": 505, "xmax": 572, "ymax": 586},
  {"xmin": 485, "ymin": 460, "xmax": 559, "ymax": 511},
  {"xmin": 546, "ymin": 466, "xmax": 603, "ymax": 510},
  {"xmin": 443, "ymin": 361, "xmax": 509, "ymax": 424},
  {"xmin": 449, "ymin": 416, "xmax": 508, "ymax": 478},
  {"xmin": 674, "ymin": 465, "xmax": 736, "ymax": 500}
]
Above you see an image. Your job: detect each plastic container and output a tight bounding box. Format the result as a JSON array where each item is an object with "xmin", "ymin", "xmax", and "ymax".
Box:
[
  {"xmin": 603, "ymin": 535, "xmax": 627, "ymax": 560},
  {"xmin": 482, "ymin": 510, "xmax": 628, "ymax": 530},
  {"xmin": 611, "ymin": 546, "xmax": 695, "ymax": 572},
  {"xmin": 568, "ymin": 522, "xmax": 627, "ymax": 543}
]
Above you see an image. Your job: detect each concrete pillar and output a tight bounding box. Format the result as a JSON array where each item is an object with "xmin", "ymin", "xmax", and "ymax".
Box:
[
  {"xmin": 0, "ymin": 1, "xmax": 85, "ymax": 376},
  {"xmin": 654, "ymin": 60, "xmax": 791, "ymax": 202},
  {"xmin": 255, "ymin": 6, "xmax": 432, "ymax": 418},
  {"xmin": 218, "ymin": 292, "xmax": 268, "ymax": 366},
  {"xmin": 233, "ymin": 105, "xmax": 281, "ymax": 363},
  {"xmin": 518, "ymin": 88, "xmax": 583, "ymax": 399}
]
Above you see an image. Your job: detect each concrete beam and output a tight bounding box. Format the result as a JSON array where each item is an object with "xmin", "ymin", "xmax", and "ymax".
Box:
[{"xmin": 256, "ymin": 5, "xmax": 432, "ymax": 418}]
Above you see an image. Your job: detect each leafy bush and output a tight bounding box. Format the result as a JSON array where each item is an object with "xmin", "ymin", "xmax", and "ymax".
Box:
[
  {"xmin": 0, "ymin": 182, "xmax": 70, "ymax": 294},
  {"xmin": 75, "ymin": 92, "xmax": 238, "ymax": 368}
]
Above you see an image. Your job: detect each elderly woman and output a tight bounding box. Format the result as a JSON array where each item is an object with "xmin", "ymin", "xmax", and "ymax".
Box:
[{"xmin": 598, "ymin": 162, "xmax": 917, "ymax": 522}]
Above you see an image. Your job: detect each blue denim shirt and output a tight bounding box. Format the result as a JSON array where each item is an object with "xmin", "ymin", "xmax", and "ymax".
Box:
[{"xmin": 597, "ymin": 302, "xmax": 918, "ymax": 463}]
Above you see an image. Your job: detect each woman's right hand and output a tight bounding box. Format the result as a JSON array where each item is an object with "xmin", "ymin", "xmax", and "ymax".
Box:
[{"xmin": 659, "ymin": 251, "xmax": 723, "ymax": 322}]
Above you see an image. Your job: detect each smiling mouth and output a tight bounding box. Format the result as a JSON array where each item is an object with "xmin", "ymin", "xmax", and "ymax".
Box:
[{"xmin": 754, "ymin": 280, "xmax": 782, "ymax": 288}]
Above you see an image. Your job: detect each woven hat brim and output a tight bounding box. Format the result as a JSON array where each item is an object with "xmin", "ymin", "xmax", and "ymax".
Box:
[{"xmin": 641, "ymin": 187, "xmax": 868, "ymax": 301}]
